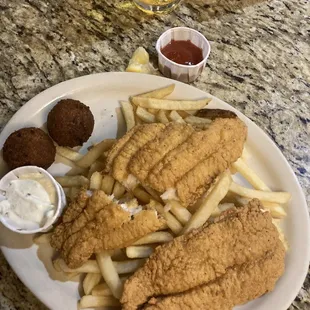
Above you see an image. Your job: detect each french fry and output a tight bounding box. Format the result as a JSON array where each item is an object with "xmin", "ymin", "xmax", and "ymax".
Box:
[
  {"xmin": 126, "ymin": 246, "xmax": 154, "ymax": 258},
  {"xmin": 56, "ymin": 146, "xmax": 83, "ymax": 162},
  {"xmin": 147, "ymin": 108, "xmax": 158, "ymax": 115},
  {"xmin": 120, "ymin": 101, "xmax": 135, "ymax": 131},
  {"xmin": 133, "ymin": 187, "xmax": 151, "ymax": 204},
  {"xmin": 169, "ymin": 111, "xmax": 186, "ymax": 123},
  {"xmin": 92, "ymin": 282, "xmax": 112, "ymax": 296},
  {"xmin": 232, "ymin": 196, "xmax": 285, "ymax": 218},
  {"xmin": 136, "ymin": 107, "xmax": 156, "ymax": 123},
  {"xmin": 135, "ymin": 113, "xmax": 144, "ymax": 124},
  {"xmin": 83, "ymin": 273, "xmax": 102, "ymax": 295},
  {"xmin": 101, "ymin": 175, "xmax": 115, "ymax": 195},
  {"xmin": 150, "ymin": 200, "xmax": 183, "ymax": 235},
  {"xmin": 187, "ymin": 179, "xmax": 219, "ymax": 214},
  {"xmin": 211, "ymin": 206, "xmax": 221, "ymax": 217},
  {"xmin": 238, "ymin": 197, "xmax": 287, "ymax": 219},
  {"xmin": 70, "ymin": 187, "xmax": 80, "ymax": 201},
  {"xmin": 262, "ymin": 201, "xmax": 287, "ymax": 218},
  {"xmin": 55, "ymin": 259, "xmax": 100, "ymax": 274},
  {"xmin": 133, "ymin": 84, "xmax": 175, "ymax": 99},
  {"xmin": 111, "ymin": 248, "xmax": 127, "ymax": 261},
  {"xmin": 87, "ymin": 161, "xmax": 105, "ymax": 180},
  {"xmin": 182, "ymin": 171, "xmax": 232, "ymax": 234},
  {"xmin": 231, "ymin": 158, "xmax": 287, "ymax": 217},
  {"xmin": 167, "ymin": 201, "xmax": 192, "ymax": 225},
  {"xmin": 33, "ymin": 233, "xmax": 52, "ymax": 244},
  {"xmin": 229, "ymin": 182, "xmax": 291, "ymax": 204},
  {"xmin": 229, "ymin": 165, "xmax": 238, "ymax": 175},
  {"xmin": 184, "ymin": 115, "xmax": 212, "ymax": 125},
  {"xmin": 52, "ymin": 259, "xmax": 62, "ymax": 272},
  {"xmin": 232, "ymin": 158, "xmax": 270, "ymax": 191},
  {"xmin": 64, "ymin": 272, "xmax": 80, "ymax": 280},
  {"xmin": 142, "ymin": 185, "xmax": 162, "ymax": 202},
  {"xmin": 55, "ymin": 258, "xmax": 145, "ymax": 275},
  {"xmin": 96, "ymin": 251, "xmax": 123, "ymax": 299},
  {"xmin": 131, "ymin": 97, "xmax": 211, "ymax": 110},
  {"xmin": 177, "ymin": 110, "xmax": 191, "ymax": 118},
  {"xmin": 66, "ymin": 166, "xmax": 88, "ymax": 177},
  {"xmin": 55, "ymin": 176, "xmax": 89, "ymax": 188},
  {"xmin": 112, "ymin": 181, "xmax": 126, "ymax": 199},
  {"xmin": 92, "ymin": 277, "xmax": 128, "ymax": 296},
  {"xmin": 156, "ymin": 110, "xmax": 170, "ymax": 124},
  {"xmin": 113, "ymin": 259, "xmax": 146, "ymax": 274},
  {"xmin": 79, "ymin": 295, "xmax": 120, "ymax": 308},
  {"xmin": 133, "ymin": 232, "xmax": 173, "ymax": 245},
  {"xmin": 90, "ymin": 172, "xmax": 103, "ymax": 190},
  {"xmin": 241, "ymin": 145, "xmax": 251, "ymax": 161},
  {"xmin": 54, "ymin": 153, "xmax": 77, "ymax": 168},
  {"xmin": 272, "ymin": 219, "xmax": 288, "ymax": 251},
  {"xmin": 76, "ymin": 139, "xmax": 115, "ymax": 169},
  {"xmin": 211, "ymin": 203, "xmax": 235, "ymax": 217}
]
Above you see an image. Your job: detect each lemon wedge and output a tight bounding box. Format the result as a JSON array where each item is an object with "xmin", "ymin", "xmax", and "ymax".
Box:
[{"xmin": 126, "ymin": 47, "xmax": 154, "ymax": 74}]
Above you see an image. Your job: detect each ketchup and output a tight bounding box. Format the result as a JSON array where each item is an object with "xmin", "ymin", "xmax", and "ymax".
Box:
[{"xmin": 161, "ymin": 40, "xmax": 203, "ymax": 66}]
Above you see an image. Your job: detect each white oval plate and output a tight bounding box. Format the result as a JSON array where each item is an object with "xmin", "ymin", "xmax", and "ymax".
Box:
[{"xmin": 0, "ymin": 73, "xmax": 309, "ymax": 310}]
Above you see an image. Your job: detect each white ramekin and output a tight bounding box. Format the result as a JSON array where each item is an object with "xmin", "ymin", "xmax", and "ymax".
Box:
[
  {"xmin": 156, "ymin": 27, "xmax": 211, "ymax": 83},
  {"xmin": 0, "ymin": 166, "xmax": 66, "ymax": 234}
]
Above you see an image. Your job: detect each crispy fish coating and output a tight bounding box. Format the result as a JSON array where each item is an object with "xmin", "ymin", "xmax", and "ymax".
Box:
[
  {"xmin": 64, "ymin": 208, "xmax": 164, "ymax": 268},
  {"xmin": 106, "ymin": 119, "xmax": 247, "ymax": 207},
  {"xmin": 51, "ymin": 190, "xmax": 165, "ymax": 268},
  {"xmin": 147, "ymin": 118, "xmax": 247, "ymax": 193},
  {"xmin": 62, "ymin": 189, "xmax": 90, "ymax": 223},
  {"xmin": 143, "ymin": 244, "xmax": 285, "ymax": 310},
  {"xmin": 175, "ymin": 122, "xmax": 246, "ymax": 206},
  {"xmin": 51, "ymin": 189, "xmax": 90, "ymax": 250},
  {"xmin": 129, "ymin": 123, "xmax": 194, "ymax": 183},
  {"xmin": 112, "ymin": 123, "xmax": 165, "ymax": 183},
  {"xmin": 121, "ymin": 200, "xmax": 285, "ymax": 310},
  {"xmin": 105, "ymin": 126, "xmax": 140, "ymax": 173}
]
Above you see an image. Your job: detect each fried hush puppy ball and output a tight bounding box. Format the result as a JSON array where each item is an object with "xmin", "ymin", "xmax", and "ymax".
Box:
[
  {"xmin": 47, "ymin": 99, "xmax": 94, "ymax": 147},
  {"xmin": 3, "ymin": 127, "xmax": 56, "ymax": 170}
]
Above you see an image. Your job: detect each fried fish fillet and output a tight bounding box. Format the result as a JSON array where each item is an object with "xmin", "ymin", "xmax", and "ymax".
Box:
[
  {"xmin": 129, "ymin": 123, "xmax": 194, "ymax": 183},
  {"xmin": 143, "ymin": 245, "xmax": 285, "ymax": 310},
  {"xmin": 106, "ymin": 118, "xmax": 247, "ymax": 207},
  {"xmin": 104, "ymin": 125, "xmax": 140, "ymax": 173},
  {"xmin": 121, "ymin": 199, "xmax": 285, "ymax": 310},
  {"xmin": 111, "ymin": 123, "xmax": 165, "ymax": 183},
  {"xmin": 51, "ymin": 190, "xmax": 165, "ymax": 268},
  {"xmin": 147, "ymin": 118, "xmax": 246, "ymax": 195}
]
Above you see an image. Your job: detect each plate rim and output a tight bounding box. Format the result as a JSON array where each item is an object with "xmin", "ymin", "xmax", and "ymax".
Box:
[{"xmin": 1, "ymin": 72, "xmax": 309, "ymax": 309}]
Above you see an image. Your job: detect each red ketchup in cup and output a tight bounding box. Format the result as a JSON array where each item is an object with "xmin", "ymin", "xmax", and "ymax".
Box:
[
  {"xmin": 156, "ymin": 27, "xmax": 211, "ymax": 83},
  {"xmin": 161, "ymin": 40, "xmax": 203, "ymax": 66}
]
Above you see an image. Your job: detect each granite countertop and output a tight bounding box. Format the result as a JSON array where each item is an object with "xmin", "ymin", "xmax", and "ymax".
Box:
[{"xmin": 0, "ymin": 0, "xmax": 309, "ymax": 309}]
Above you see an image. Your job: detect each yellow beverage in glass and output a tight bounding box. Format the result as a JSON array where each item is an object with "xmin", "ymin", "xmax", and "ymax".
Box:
[{"xmin": 133, "ymin": 0, "xmax": 182, "ymax": 14}]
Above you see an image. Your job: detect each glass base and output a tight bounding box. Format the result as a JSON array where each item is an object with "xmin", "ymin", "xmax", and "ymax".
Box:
[{"xmin": 134, "ymin": 0, "xmax": 181, "ymax": 14}]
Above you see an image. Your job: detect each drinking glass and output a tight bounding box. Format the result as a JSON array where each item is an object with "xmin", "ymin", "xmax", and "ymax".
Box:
[{"xmin": 133, "ymin": 0, "xmax": 182, "ymax": 14}]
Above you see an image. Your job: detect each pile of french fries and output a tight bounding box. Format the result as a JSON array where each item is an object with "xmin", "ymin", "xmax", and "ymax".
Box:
[{"xmin": 34, "ymin": 84, "xmax": 290, "ymax": 309}]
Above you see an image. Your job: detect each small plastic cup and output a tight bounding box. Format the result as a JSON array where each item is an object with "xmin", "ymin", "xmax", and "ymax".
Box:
[
  {"xmin": 0, "ymin": 166, "xmax": 66, "ymax": 234},
  {"xmin": 156, "ymin": 27, "xmax": 211, "ymax": 83}
]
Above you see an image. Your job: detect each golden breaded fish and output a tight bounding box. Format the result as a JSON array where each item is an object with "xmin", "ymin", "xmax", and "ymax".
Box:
[
  {"xmin": 106, "ymin": 118, "xmax": 247, "ymax": 207},
  {"xmin": 129, "ymin": 123, "xmax": 194, "ymax": 183},
  {"xmin": 112, "ymin": 123, "xmax": 165, "ymax": 183},
  {"xmin": 121, "ymin": 199, "xmax": 285, "ymax": 310},
  {"xmin": 51, "ymin": 190, "xmax": 165, "ymax": 268}
]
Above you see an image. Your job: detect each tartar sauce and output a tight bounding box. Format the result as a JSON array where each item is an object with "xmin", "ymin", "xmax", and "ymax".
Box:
[{"xmin": 0, "ymin": 173, "xmax": 56, "ymax": 230}]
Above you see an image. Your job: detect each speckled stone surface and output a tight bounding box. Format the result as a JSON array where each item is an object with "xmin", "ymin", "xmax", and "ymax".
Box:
[{"xmin": 0, "ymin": 0, "xmax": 309, "ymax": 309}]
